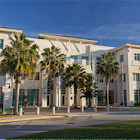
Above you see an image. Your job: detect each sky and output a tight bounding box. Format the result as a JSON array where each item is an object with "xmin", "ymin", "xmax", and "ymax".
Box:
[{"xmin": 1, "ymin": 0, "xmax": 140, "ymax": 47}]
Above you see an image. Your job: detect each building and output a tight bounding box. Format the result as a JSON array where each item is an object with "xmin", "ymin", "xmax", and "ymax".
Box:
[{"xmin": 0, "ymin": 27, "xmax": 139, "ymax": 109}]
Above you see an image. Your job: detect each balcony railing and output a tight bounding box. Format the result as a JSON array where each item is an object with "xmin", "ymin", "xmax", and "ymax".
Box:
[{"xmin": 66, "ymin": 58, "xmax": 96, "ymax": 66}]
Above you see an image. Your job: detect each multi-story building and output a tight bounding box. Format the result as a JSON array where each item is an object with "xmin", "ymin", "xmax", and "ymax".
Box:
[{"xmin": 0, "ymin": 27, "xmax": 139, "ymax": 109}]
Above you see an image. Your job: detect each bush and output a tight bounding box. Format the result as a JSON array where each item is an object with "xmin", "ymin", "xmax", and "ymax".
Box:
[{"xmin": 134, "ymin": 102, "xmax": 140, "ymax": 106}]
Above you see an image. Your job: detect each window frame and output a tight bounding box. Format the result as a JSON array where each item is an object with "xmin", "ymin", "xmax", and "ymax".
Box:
[
  {"xmin": 120, "ymin": 54, "xmax": 124, "ymax": 63},
  {"xmin": 134, "ymin": 53, "xmax": 140, "ymax": 61},
  {"xmin": 0, "ymin": 39, "xmax": 3, "ymax": 49}
]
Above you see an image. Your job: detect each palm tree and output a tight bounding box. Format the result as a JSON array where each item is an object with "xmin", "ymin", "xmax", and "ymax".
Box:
[
  {"xmin": 64, "ymin": 63, "xmax": 86, "ymax": 108},
  {"xmin": 0, "ymin": 33, "xmax": 40, "ymax": 115},
  {"xmin": 80, "ymin": 74, "xmax": 98, "ymax": 108},
  {"xmin": 40, "ymin": 46, "xmax": 66, "ymax": 107},
  {"xmin": 96, "ymin": 52, "xmax": 119, "ymax": 111}
]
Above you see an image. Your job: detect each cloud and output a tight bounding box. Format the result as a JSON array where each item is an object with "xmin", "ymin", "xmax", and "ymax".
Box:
[{"xmin": 71, "ymin": 23, "xmax": 140, "ymax": 41}]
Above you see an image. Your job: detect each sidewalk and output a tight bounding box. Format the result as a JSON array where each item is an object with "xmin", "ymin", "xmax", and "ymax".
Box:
[{"xmin": 0, "ymin": 110, "xmax": 140, "ymax": 123}]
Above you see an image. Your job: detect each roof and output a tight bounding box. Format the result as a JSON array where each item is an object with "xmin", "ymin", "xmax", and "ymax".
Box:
[
  {"xmin": 0, "ymin": 27, "xmax": 22, "ymax": 33},
  {"xmin": 38, "ymin": 33, "xmax": 97, "ymax": 44},
  {"xmin": 111, "ymin": 43, "xmax": 140, "ymax": 52}
]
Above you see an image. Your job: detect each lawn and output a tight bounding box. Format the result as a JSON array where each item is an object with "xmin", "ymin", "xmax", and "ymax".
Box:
[
  {"xmin": 0, "ymin": 109, "xmax": 13, "ymax": 116},
  {"xmin": 13, "ymin": 120, "xmax": 140, "ymax": 139}
]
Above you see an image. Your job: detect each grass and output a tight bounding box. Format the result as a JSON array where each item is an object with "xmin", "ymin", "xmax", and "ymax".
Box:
[
  {"xmin": 13, "ymin": 120, "xmax": 140, "ymax": 139},
  {"xmin": 0, "ymin": 109, "xmax": 13, "ymax": 116}
]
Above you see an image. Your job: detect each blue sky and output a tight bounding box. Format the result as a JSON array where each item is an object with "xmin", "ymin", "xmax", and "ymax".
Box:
[{"xmin": 1, "ymin": 1, "xmax": 140, "ymax": 47}]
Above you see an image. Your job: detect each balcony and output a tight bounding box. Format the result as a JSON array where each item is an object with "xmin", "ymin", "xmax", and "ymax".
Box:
[{"xmin": 66, "ymin": 58, "xmax": 96, "ymax": 66}]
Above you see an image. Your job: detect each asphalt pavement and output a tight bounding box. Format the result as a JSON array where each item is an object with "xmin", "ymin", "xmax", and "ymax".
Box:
[{"xmin": 0, "ymin": 108, "xmax": 140, "ymax": 139}]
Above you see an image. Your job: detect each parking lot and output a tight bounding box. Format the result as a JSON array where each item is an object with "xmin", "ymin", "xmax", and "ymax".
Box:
[{"xmin": 0, "ymin": 114, "xmax": 140, "ymax": 139}]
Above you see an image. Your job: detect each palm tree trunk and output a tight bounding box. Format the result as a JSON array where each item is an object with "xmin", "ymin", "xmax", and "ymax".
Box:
[
  {"xmin": 14, "ymin": 82, "xmax": 20, "ymax": 115},
  {"xmin": 89, "ymin": 98, "xmax": 91, "ymax": 108},
  {"xmin": 74, "ymin": 85, "xmax": 77, "ymax": 108},
  {"xmin": 106, "ymin": 82, "xmax": 109, "ymax": 112}
]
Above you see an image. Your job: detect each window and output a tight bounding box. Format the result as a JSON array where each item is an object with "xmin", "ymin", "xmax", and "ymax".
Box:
[
  {"xmin": 70, "ymin": 55, "xmax": 78, "ymax": 63},
  {"xmin": 96, "ymin": 57, "xmax": 100, "ymax": 60},
  {"xmin": 135, "ymin": 53, "xmax": 140, "ymax": 61},
  {"xmin": 120, "ymin": 55, "xmax": 124, "ymax": 62},
  {"xmin": 110, "ymin": 78, "xmax": 114, "ymax": 83},
  {"xmin": 82, "ymin": 56, "xmax": 88, "ymax": 65},
  {"xmin": 106, "ymin": 90, "xmax": 114, "ymax": 105},
  {"xmin": 98, "ymin": 90, "xmax": 103, "ymax": 104},
  {"xmin": 123, "ymin": 74, "xmax": 126, "ymax": 82},
  {"xmin": 12, "ymin": 89, "xmax": 25, "ymax": 106},
  {"xmin": 35, "ymin": 51, "xmax": 38, "ymax": 55},
  {"xmin": 97, "ymin": 75, "xmax": 103, "ymax": 82},
  {"xmin": 100, "ymin": 76, "xmax": 103, "ymax": 82},
  {"xmin": 27, "ymin": 89, "xmax": 39, "ymax": 106},
  {"xmin": 134, "ymin": 90, "xmax": 140, "ymax": 102},
  {"xmin": 58, "ymin": 54, "xmax": 66, "ymax": 59},
  {"xmin": 34, "ymin": 72, "xmax": 39, "ymax": 80},
  {"xmin": 124, "ymin": 90, "xmax": 127, "ymax": 105},
  {"xmin": 133, "ymin": 73, "xmax": 140, "ymax": 81},
  {"xmin": 0, "ymin": 39, "xmax": 3, "ymax": 49}
]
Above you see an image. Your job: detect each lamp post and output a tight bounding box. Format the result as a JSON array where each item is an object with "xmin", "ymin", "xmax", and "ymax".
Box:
[
  {"xmin": 58, "ymin": 58, "xmax": 60, "ymax": 111},
  {"xmin": 2, "ymin": 86, "xmax": 6, "ymax": 116},
  {"xmin": 121, "ymin": 63, "xmax": 125, "ymax": 109},
  {"xmin": 91, "ymin": 52, "xmax": 94, "ymax": 110}
]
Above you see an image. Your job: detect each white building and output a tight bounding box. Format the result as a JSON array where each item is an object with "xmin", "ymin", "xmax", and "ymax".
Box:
[{"xmin": 0, "ymin": 27, "xmax": 139, "ymax": 109}]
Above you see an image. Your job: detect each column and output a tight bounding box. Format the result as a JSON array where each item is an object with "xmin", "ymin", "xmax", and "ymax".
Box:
[
  {"xmin": 42, "ymin": 73, "xmax": 48, "ymax": 107},
  {"xmin": 67, "ymin": 40, "xmax": 70, "ymax": 64},
  {"xmin": 5, "ymin": 74, "xmax": 13, "ymax": 109},
  {"xmin": 78, "ymin": 41, "xmax": 82, "ymax": 64}
]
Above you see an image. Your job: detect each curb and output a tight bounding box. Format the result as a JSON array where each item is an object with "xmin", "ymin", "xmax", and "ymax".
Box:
[
  {"xmin": 0, "ymin": 114, "xmax": 101, "ymax": 123},
  {"xmin": 0, "ymin": 115, "xmax": 65, "ymax": 123},
  {"xmin": 0, "ymin": 112, "xmax": 139, "ymax": 123}
]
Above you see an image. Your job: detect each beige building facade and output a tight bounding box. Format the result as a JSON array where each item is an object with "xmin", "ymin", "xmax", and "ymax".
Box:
[{"xmin": 0, "ymin": 27, "xmax": 138, "ymax": 108}]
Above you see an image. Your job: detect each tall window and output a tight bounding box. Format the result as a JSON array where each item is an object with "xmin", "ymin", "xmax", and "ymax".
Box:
[
  {"xmin": 27, "ymin": 89, "xmax": 39, "ymax": 106},
  {"xmin": 134, "ymin": 90, "xmax": 140, "ymax": 102},
  {"xmin": 97, "ymin": 75, "xmax": 103, "ymax": 82},
  {"xmin": 133, "ymin": 73, "xmax": 140, "ymax": 81},
  {"xmin": 35, "ymin": 72, "xmax": 39, "ymax": 80},
  {"xmin": 98, "ymin": 90, "xmax": 103, "ymax": 104},
  {"xmin": 123, "ymin": 74, "xmax": 126, "ymax": 82},
  {"xmin": 135, "ymin": 53, "xmax": 140, "ymax": 61},
  {"xmin": 120, "ymin": 55, "xmax": 124, "ymax": 62},
  {"xmin": 109, "ymin": 90, "xmax": 114, "ymax": 105},
  {"xmin": 12, "ymin": 89, "xmax": 25, "ymax": 106},
  {"xmin": 0, "ymin": 39, "xmax": 3, "ymax": 49},
  {"xmin": 124, "ymin": 90, "xmax": 127, "ymax": 105}
]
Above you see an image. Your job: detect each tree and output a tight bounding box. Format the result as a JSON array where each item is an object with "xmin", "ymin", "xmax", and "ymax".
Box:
[
  {"xmin": 96, "ymin": 52, "xmax": 119, "ymax": 111},
  {"xmin": 80, "ymin": 74, "xmax": 98, "ymax": 108},
  {"xmin": 64, "ymin": 63, "xmax": 86, "ymax": 107},
  {"xmin": 0, "ymin": 33, "xmax": 40, "ymax": 115},
  {"xmin": 40, "ymin": 46, "xmax": 66, "ymax": 107}
]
